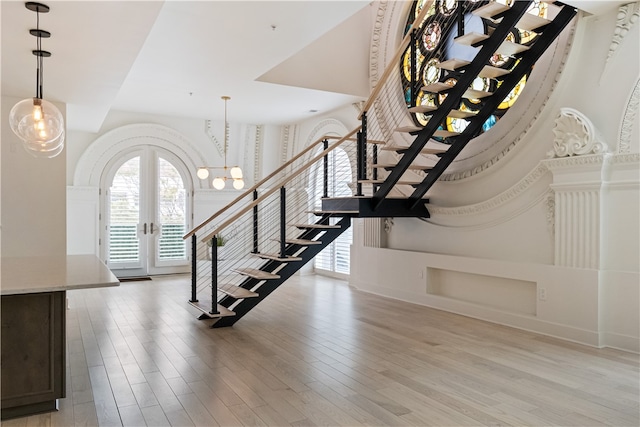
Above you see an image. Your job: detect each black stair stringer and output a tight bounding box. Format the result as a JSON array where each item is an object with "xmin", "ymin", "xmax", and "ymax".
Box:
[
  {"xmin": 371, "ymin": 1, "xmax": 534, "ymax": 210},
  {"xmin": 211, "ymin": 216, "xmax": 352, "ymax": 328},
  {"xmin": 407, "ymin": 3, "xmax": 578, "ymax": 209}
]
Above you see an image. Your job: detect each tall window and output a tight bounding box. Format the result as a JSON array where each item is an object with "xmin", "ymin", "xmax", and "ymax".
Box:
[
  {"xmin": 400, "ymin": 0, "xmax": 548, "ymax": 137},
  {"xmin": 312, "ymin": 147, "xmax": 353, "ymax": 276}
]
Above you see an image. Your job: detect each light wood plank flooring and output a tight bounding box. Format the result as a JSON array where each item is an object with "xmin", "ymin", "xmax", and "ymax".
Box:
[{"xmin": 4, "ymin": 274, "xmax": 638, "ymax": 426}]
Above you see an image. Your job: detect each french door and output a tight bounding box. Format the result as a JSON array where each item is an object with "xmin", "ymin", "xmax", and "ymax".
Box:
[{"xmin": 103, "ymin": 147, "xmax": 191, "ymax": 277}]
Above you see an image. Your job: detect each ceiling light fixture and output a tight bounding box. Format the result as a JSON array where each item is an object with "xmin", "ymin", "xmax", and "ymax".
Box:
[
  {"xmin": 9, "ymin": 2, "xmax": 65, "ymax": 158},
  {"xmin": 197, "ymin": 96, "xmax": 244, "ymax": 190}
]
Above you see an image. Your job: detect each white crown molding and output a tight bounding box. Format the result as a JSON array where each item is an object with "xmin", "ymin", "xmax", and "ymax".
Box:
[
  {"xmin": 542, "ymin": 152, "xmax": 607, "ymax": 171},
  {"xmin": 619, "ymin": 78, "xmax": 640, "ymax": 154},
  {"xmin": 547, "ymin": 108, "xmax": 608, "ymax": 158}
]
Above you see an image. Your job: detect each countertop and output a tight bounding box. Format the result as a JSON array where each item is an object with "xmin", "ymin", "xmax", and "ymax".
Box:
[{"xmin": 1, "ymin": 254, "xmax": 119, "ymax": 295}]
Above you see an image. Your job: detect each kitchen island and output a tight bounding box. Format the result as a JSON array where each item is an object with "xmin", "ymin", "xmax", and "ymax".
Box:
[{"xmin": 1, "ymin": 255, "xmax": 119, "ymax": 420}]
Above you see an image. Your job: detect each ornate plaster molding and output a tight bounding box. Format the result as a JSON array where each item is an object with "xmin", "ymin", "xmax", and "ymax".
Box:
[
  {"xmin": 545, "ymin": 190, "xmax": 555, "ymax": 234},
  {"xmin": 281, "ymin": 125, "xmax": 291, "ymax": 165},
  {"xmin": 606, "ymin": 2, "xmax": 640, "ymax": 64},
  {"xmin": 205, "ymin": 120, "xmax": 224, "ymax": 157},
  {"xmin": 428, "ymin": 163, "xmax": 548, "ymax": 216},
  {"xmin": 542, "ymin": 152, "xmax": 607, "ymax": 171},
  {"xmin": 619, "ymin": 78, "xmax": 640, "ymax": 154},
  {"xmin": 605, "ymin": 152, "xmax": 640, "ymax": 165},
  {"xmin": 254, "ymin": 125, "xmax": 264, "ymax": 185},
  {"xmin": 547, "ymin": 108, "xmax": 608, "ymax": 158}
]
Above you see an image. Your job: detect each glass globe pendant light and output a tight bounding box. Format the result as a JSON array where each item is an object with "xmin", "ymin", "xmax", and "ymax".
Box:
[{"xmin": 9, "ymin": 2, "xmax": 65, "ymax": 158}]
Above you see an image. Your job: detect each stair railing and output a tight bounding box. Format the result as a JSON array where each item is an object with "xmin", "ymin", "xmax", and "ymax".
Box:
[{"xmin": 183, "ymin": 129, "xmax": 369, "ymax": 314}]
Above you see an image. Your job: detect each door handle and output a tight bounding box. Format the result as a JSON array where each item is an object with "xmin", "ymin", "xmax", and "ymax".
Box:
[
  {"xmin": 150, "ymin": 223, "xmax": 155, "ymax": 234},
  {"xmin": 143, "ymin": 223, "xmax": 147, "ymax": 235}
]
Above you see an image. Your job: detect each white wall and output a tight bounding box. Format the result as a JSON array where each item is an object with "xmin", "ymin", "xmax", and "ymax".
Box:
[{"xmin": 1, "ymin": 96, "xmax": 67, "ymax": 257}]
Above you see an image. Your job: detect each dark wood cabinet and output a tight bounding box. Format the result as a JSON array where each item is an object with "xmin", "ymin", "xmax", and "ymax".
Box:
[{"xmin": 1, "ymin": 291, "xmax": 66, "ymax": 420}]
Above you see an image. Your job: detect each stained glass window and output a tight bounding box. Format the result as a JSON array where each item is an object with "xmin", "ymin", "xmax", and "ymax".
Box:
[{"xmin": 399, "ymin": 0, "xmax": 548, "ymax": 137}]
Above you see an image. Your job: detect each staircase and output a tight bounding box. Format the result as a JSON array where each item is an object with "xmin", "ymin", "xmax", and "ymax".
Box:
[{"xmin": 183, "ymin": 0, "xmax": 577, "ymax": 328}]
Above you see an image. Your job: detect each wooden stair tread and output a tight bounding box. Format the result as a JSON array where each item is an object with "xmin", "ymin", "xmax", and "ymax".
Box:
[
  {"xmin": 422, "ymin": 82, "xmax": 454, "ymax": 93},
  {"xmin": 372, "ymin": 163, "xmax": 434, "ymax": 171},
  {"xmin": 439, "ymin": 58, "xmax": 470, "ymax": 71},
  {"xmin": 291, "ymin": 223, "xmax": 341, "ymax": 230},
  {"xmin": 366, "ymin": 139, "xmax": 386, "ymax": 144},
  {"xmin": 232, "ymin": 268, "xmax": 280, "ymax": 280},
  {"xmin": 473, "ymin": 2, "xmax": 510, "ymax": 20},
  {"xmin": 473, "ymin": 3, "xmax": 550, "ymax": 32},
  {"xmin": 433, "ymin": 130, "xmax": 461, "ymax": 138},
  {"xmin": 280, "ymin": 238, "xmax": 323, "ymax": 246},
  {"xmin": 406, "ymin": 105, "xmax": 476, "ymax": 120},
  {"xmin": 408, "ymin": 105, "xmax": 437, "ymax": 114},
  {"xmin": 454, "ymin": 32, "xmax": 489, "ymax": 46},
  {"xmin": 447, "ymin": 109, "xmax": 477, "ymax": 119},
  {"xmin": 359, "ymin": 179, "xmax": 422, "ymax": 186},
  {"xmin": 479, "ymin": 65, "xmax": 510, "ymax": 79},
  {"xmin": 188, "ymin": 300, "xmax": 235, "ymax": 318},
  {"xmin": 515, "ymin": 13, "xmax": 551, "ymax": 32},
  {"xmin": 382, "ymin": 140, "xmax": 450, "ymax": 154},
  {"xmin": 217, "ymin": 282, "xmax": 258, "ymax": 299},
  {"xmin": 463, "ymin": 88, "xmax": 493, "ymax": 99},
  {"xmin": 252, "ymin": 253, "xmax": 303, "ymax": 262},
  {"xmin": 307, "ymin": 210, "xmax": 359, "ymax": 215},
  {"xmin": 473, "ymin": 2, "xmax": 508, "ymax": 18},
  {"xmin": 440, "ymin": 59, "xmax": 509, "ymax": 79},
  {"xmin": 496, "ymin": 40, "xmax": 530, "ymax": 56},
  {"xmin": 395, "ymin": 125, "xmax": 423, "ymax": 133}
]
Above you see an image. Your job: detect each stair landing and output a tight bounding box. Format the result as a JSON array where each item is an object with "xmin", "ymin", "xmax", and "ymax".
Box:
[{"xmin": 322, "ymin": 196, "xmax": 430, "ymax": 218}]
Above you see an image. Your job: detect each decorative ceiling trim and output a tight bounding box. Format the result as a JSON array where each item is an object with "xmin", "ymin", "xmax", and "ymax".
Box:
[
  {"xmin": 205, "ymin": 119, "xmax": 224, "ymax": 157},
  {"xmin": 428, "ymin": 163, "xmax": 548, "ymax": 217},
  {"xmin": 606, "ymin": 2, "xmax": 640, "ymax": 64},
  {"xmin": 619, "ymin": 78, "xmax": 640, "ymax": 154}
]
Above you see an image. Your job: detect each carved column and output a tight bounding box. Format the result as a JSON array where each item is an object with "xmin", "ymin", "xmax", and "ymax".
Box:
[{"xmin": 543, "ymin": 108, "xmax": 609, "ymax": 269}]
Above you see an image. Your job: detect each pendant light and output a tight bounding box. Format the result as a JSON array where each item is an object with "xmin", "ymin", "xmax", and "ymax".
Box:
[
  {"xmin": 9, "ymin": 2, "xmax": 65, "ymax": 158},
  {"xmin": 196, "ymin": 96, "xmax": 244, "ymax": 190}
]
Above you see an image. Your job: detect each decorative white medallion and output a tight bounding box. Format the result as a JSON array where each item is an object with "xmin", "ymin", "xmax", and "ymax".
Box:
[{"xmin": 547, "ymin": 108, "xmax": 608, "ymax": 158}]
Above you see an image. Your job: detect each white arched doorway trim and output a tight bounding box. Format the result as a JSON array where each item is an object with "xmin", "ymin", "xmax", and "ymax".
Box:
[{"xmin": 73, "ymin": 123, "xmax": 207, "ymax": 189}]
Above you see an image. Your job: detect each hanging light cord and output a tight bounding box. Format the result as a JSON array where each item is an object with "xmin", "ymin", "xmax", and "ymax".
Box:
[{"xmin": 34, "ymin": 8, "xmax": 44, "ymax": 100}]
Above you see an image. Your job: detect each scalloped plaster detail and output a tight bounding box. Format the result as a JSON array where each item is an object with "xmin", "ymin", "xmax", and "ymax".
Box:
[
  {"xmin": 607, "ymin": 2, "xmax": 640, "ymax": 64},
  {"xmin": 547, "ymin": 108, "xmax": 608, "ymax": 158},
  {"xmin": 428, "ymin": 163, "xmax": 548, "ymax": 216},
  {"xmin": 619, "ymin": 79, "xmax": 640, "ymax": 154},
  {"xmin": 205, "ymin": 120, "xmax": 224, "ymax": 157}
]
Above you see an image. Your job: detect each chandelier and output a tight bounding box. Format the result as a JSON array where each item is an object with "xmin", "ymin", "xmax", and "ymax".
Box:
[
  {"xmin": 9, "ymin": 2, "xmax": 65, "ymax": 158},
  {"xmin": 197, "ymin": 96, "xmax": 244, "ymax": 190}
]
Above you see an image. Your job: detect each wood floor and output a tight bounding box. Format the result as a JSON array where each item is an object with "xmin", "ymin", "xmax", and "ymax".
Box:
[{"xmin": 4, "ymin": 274, "xmax": 638, "ymax": 427}]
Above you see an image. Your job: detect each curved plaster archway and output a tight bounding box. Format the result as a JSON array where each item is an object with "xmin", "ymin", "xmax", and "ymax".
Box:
[{"xmin": 73, "ymin": 123, "xmax": 208, "ymax": 189}]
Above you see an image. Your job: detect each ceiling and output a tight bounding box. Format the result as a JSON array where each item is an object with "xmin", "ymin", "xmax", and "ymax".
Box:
[
  {"xmin": 1, "ymin": 1, "xmax": 372, "ymax": 132},
  {"xmin": 2, "ymin": 1, "xmax": 627, "ymax": 134}
]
